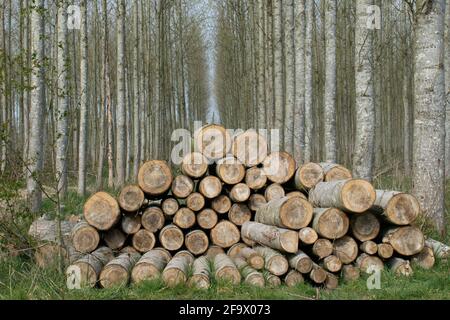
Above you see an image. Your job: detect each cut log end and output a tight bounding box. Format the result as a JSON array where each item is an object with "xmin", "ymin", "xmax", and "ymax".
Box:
[
  {"xmin": 138, "ymin": 160, "xmax": 173, "ymax": 196},
  {"xmin": 83, "ymin": 192, "xmax": 120, "ymax": 231},
  {"xmin": 118, "ymin": 185, "xmax": 145, "ymax": 212},
  {"xmin": 262, "ymin": 151, "xmax": 296, "ymax": 184},
  {"xmin": 181, "ymin": 152, "xmax": 209, "ymax": 178},
  {"xmin": 294, "ymin": 162, "xmax": 324, "ymax": 190},
  {"xmin": 210, "ymin": 220, "xmax": 240, "ymax": 248},
  {"xmin": 141, "ymin": 207, "xmax": 165, "ymax": 233}
]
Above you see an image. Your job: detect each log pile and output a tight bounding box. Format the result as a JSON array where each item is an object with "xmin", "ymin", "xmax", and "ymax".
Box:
[{"xmin": 27, "ymin": 124, "xmax": 447, "ymax": 290}]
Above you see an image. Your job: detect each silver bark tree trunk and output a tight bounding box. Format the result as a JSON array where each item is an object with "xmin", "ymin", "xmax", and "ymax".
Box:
[
  {"xmin": 27, "ymin": 0, "xmax": 45, "ymax": 212},
  {"xmin": 304, "ymin": 0, "xmax": 314, "ymax": 162},
  {"xmin": 324, "ymin": 0, "xmax": 337, "ymax": 162},
  {"xmin": 78, "ymin": 0, "xmax": 88, "ymax": 195},
  {"xmin": 273, "ymin": 0, "xmax": 284, "ymax": 149},
  {"xmin": 257, "ymin": 0, "xmax": 266, "ymax": 130},
  {"xmin": 353, "ymin": 0, "xmax": 375, "ymax": 181},
  {"xmin": 56, "ymin": 0, "xmax": 69, "ymax": 198},
  {"xmin": 116, "ymin": 0, "xmax": 126, "ymax": 186},
  {"xmin": 294, "ymin": 0, "xmax": 305, "ymax": 164},
  {"xmin": 445, "ymin": 0, "xmax": 450, "ymax": 178},
  {"xmin": 284, "ymin": 0, "xmax": 295, "ymax": 155},
  {"xmin": 413, "ymin": 0, "xmax": 446, "ymax": 235},
  {"xmin": 133, "ymin": 0, "xmax": 141, "ymax": 181}
]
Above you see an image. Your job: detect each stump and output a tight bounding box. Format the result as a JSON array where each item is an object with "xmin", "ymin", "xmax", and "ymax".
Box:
[{"xmin": 83, "ymin": 192, "xmax": 121, "ymax": 230}]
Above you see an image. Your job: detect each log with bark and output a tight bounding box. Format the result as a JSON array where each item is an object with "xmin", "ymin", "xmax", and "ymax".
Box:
[
  {"xmin": 161, "ymin": 198, "xmax": 179, "ymax": 216},
  {"xmin": 332, "ymin": 236, "xmax": 358, "ymax": 264},
  {"xmin": 215, "ymin": 157, "xmax": 245, "ymax": 185},
  {"xmin": 263, "ymin": 271, "xmax": 282, "ymax": 287},
  {"xmin": 321, "ymin": 255, "xmax": 342, "ymax": 273},
  {"xmin": 254, "ymin": 246, "xmax": 289, "ymax": 276},
  {"xmin": 309, "ymin": 179, "xmax": 376, "ymax": 213},
  {"xmin": 159, "ymin": 224, "xmax": 184, "ymax": 251},
  {"xmin": 411, "ymin": 247, "xmax": 435, "ymax": 269},
  {"xmin": 312, "ymin": 238, "xmax": 333, "ymax": 259},
  {"xmin": 289, "ymin": 250, "xmax": 313, "ymax": 274},
  {"xmin": 356, "ymin": 253, "xmax": 384, "ymax": 273},
  {"xmin": 141, "ymin": 207, "xmax": 165, "ymax": 233},
  {"xmin": 121, "ymin": 214, "xmax": 141, "ymax": 235},
  {"xmin": 131, "ymin": 248, "xmax": 172, "ymax": 283},
  {"xmin": 381, "ymin": 226, "xmax": 424, "ymax": 256},
  {"xmin": 262, "ymin": 152, "xmax": 296, "ymax": 184},
  {"xmin": 71, "ymin": 221, "xmax": 100, "ymax": 253},
  {"xmin": 248, "ymin": 194, "xmax": 267, "ymax": 212},
  {"xmin": 181, "ymin": 152, "xmax": 209, "ymax": 178},
  {"xmin": 245, "ymin": 167, "xmax": 267, "ymax": 190},
  {"xmin": 318, "ymin": 162, "xmax": 352, "ymax": 182},
  {"xmin": 241, "ymin": 221, "xmax": 299, "ymax": 253},
  {"xmin": 214, "ymin": 253, "xmax": 241, "ymax": 284},
  {"xmin": 173, "ymin": 207, "xmax": 196, "ymax": 229},
  {"xmin": 104, "ymin": 228, "xmax": 126, "ymax": 250},
  {"xmin": 99, "ymin": 252, "xmax": 141, "ymax": 288},
  {"xmin": 294, "ymin": 162, "xmax": 324, "ymax": 190},
  {"xmin": 264, "ymin": 183, "xmax": 285, "ymax": 202},
  {"xmin": 359, "ymin": 241, "xmax": 378, "ymax": 255},
  {"xmin": 162, "ymin": 251, "xmax": 194, "ymax": 287},
  {"xmin": 233, "ymin": 257, "xmax": 265, "ymax": 287},
  {"xmin": 188, "ymin": 256, "xmax": 211, "ymax": 289},
  {"xmin": 210, "ymin": 220, "xmax": 241, "ymax": 248},
  {"xmin": 312, "ymin": 208, "xmax": 349, "ymax": 239},
  {"xmin": 284, "ymin": 269, "xmax": 304, "ymax": 287},
  {"xmin": 231, "ymin": 129, "xmax": 268, "ymax": 167},
  {"xmin": 371, "ymin": 190, "xmax": 420, "ymax": 225},
  {"xmin": 424, "ymin": 238, "xmax": 449, "ymax": 259}
]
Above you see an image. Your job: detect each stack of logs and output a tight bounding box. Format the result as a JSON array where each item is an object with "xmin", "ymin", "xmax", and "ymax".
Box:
[{"xmin": 28, "ymin": 124, "xmax": 450, "ymax": 290}]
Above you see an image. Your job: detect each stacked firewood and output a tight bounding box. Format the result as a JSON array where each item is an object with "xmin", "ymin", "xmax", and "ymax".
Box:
[{"xmin": 28, "ymin": 124, "xmax": 450, "ymax": 290}]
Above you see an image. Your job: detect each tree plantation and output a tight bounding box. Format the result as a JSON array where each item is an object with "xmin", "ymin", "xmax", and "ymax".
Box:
[{"xmin": 0, "ymin": 0, "xmax": 449, "ymax": 300}]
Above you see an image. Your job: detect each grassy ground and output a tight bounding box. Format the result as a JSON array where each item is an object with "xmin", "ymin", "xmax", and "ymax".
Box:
[{"xmin": 0, "ymin": 175, "xmax": 449, "ymax": 300}]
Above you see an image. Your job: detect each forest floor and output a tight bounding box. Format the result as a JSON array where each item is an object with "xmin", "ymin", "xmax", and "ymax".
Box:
[{"xmin": 0, "ymin": 175, "xmax": 449, "ymax": 300}]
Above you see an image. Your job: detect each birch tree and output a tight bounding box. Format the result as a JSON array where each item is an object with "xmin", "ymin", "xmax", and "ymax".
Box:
[
  {"xmin": 55, "ymin": 0, "xmax": 69, "ymax": 197},
  {"xmin": 132, "ymin": 0, "xmax": 140, "ymax": 181},
  {"xmin": 304, "ymin": 0, "xmax": 314, "ymax": 162},
  {"xmin": 324, "ymin": 0, "xmax": 337, "ymax": 162},
  {"xmin": 78, "ymin": 0, "xmax": 88, "ymax": 195},
  {"xmin": 445, "ymin": 0, "xmax": 450, "ymax": 178},
  {"xmin": 272, "ymin": 0, "xmax": 284, "ymax": 148},
  {"xmin": 27, "ymin": 0, "xmax": 45, "ymax": 212},
  {"xmin": 413, "ymin": 0, "xmax": 446, "ymax": 235},
  {"xmin": 352, "ymin": 0, "xmax": 375, "ymax": 181},
  {"xmin": 116, "ymin": 0, "xmax": 126, "ymax": 186},
  {"xmin": 284, "ymin": 0, "xmax": 295, "ymax": 155}
]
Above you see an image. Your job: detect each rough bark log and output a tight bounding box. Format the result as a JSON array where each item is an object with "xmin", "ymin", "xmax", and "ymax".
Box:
[
  {"xmin": 118, "ymin": 185, "xmax": 144, "ymax": 212},
  {"xmin": 161, "ymin": 198, "xmax": 179, "ymax": 216},
  {"xmin": 159, "ymin": 224, "xmax": 184, "ymax": 251},
  {"xmin": 199, "ymin": 176, "xmax": 222, "ymax": 199},
  {"xmin": 173, "ymin": 207, "xmax": 196, "ymax": 229},
  {"xmin": 210, "ymin": 220, "xmax": 240, "ymax": 248},
  {"xmin": 66, "ymin": 246, "xmax": 114, "ymax": 289},
  {"xmin": 141, "ymin": 207, "xmax": 165, "ymax": 233},
  {"xmin": 245, "ymin": 167, "xmax": 267, "ymax": 190},
  {"xmin": 99, "ymin": 253, "xmax": 141, "ymax": 288},
  {"xmin": 228, "ymin": 203, "xmax": 252, "ymax": 226},
  {"xmin": 232, "ymin": 129, "xmax": 268, "ymax": 167},
  {"xmin": 233, "ymin": 257, "xmax": 265, "ymax": 287},
  {"xmin": 386, "ymin": 257, "xmax": 413, "ymax": 276},
  {"xmin": 350, "ymin": 211, "xmax": 380, "ymax": 241},
  {"xmin": 254, "ymin": 246, "xmax": 289, "ymax": 276},
  {"xmin": 197, "ymin": 208, "xmax": 218, "ymax": 229},
  {"xmin": 333, "ymin": 236, "xmax": 358, "ymax": 264},
  {"xmin": 288, "ymin": 250, "xmax": 313, "ymax": 274},
  {"xmin": 309, "ymin": 263, "xmax": 327, "ymax": 284},
  {"xmin": 309, "ymin": 179, "xmax": 376, "ymax": 213},
  {"xmin": 229, "ymin": 183, "xmax": 251, "ymax": 202},
  {"xmin": 284, "ymin": 269, "xmax": 304, "ymax": 287},
  {"xmin": 83, "ymin": 192, "xmax": 121, "ymax": 230},
  {"xmin": 411, "ymin": 246, "xmax": 435, "ymax": 269},
  {"xmin": 381, "ymin": 226, "xmax": 424, "ymax": 256},
  {"xmin": 185, "ymin": 230, "xmax": 209, "ymax": 255},
  {"xmin": 248, "ymin": 194, "xmax": 267, "ymax": 212},
  {"xmin": 104, "ymin": 228, "xmax": 126, "ymax": 250},
  {"xmin": 294, "ymin": 162, "xmax": 324, "ymax": 190},
  {"xmin": 215, "ymin": 157, "xmax": 245, "ymax": 185},
  {"xmin": 181, "ymin": 152, "xmax": 208, "ymax": 178},
  {"xmin": 131, "ymin": 248, "xmax": 172, "ymax": 283},
  {"xmin": 211, "ymin": 195, "xmax": 232, "ymax": 214},
  {"xmin": 324, "ymin": 272, "xmax": 339, "ymax": 290},
  {"xmin": 171, "ymin": 175, "xmax": 194, "ymax": 199},
  {"xmin": 138, "ymin": 160, "xmax": 173, "ymax": 196},
  {"xmin": 312, "ymin": 208, "xmax": 349, "ymax": 239},
  {"xmin": 71, "ymin": 221, "xmax": 100, "ymax": 253},
  {"xmin": 371, "ymin": 190, "xmax": 420, "ymax": 225},
  {"xmin": 255, "ymin": 196, "xmax": 313, "ymax": 230},
  {"xmin": 262, "ymin": 151, "xmax": 296, "ymax": 184},
  {"xmin": 319, "ymin": 162, "xmax": 352, "ymax": 182},
  {"xmin": 121, "ymin": 214, "xmax": 141, "ymax": 235},
  {"xmin": 188, "ymin": 256, "xmax": 211, "ymax": 289},
  {"xmin": 359, "ymin": 241, "xmax": 378, "ymax": 255},
  {"xmin": 264, "ymin": 271, "xmax": 282, "ymax": 287},
  {"xmin": 162, "ymin": 251, "xmax": 194, "ymax": 287},
  {"xmin": 298, "ymin": 227, "xmax": 318, "ymax": 245},
  {"xmin": 186, "ymin": 192, "xmax": 205, "ymax": 212},
  {"xmin": 214, "ymin": 253, "xmax": 241, "ymax": 284},
  {"xmin": 425, "ymin": 238, "xmax": 449, "ymax": 258},
  {"xmin": 241, "ymin": 221, "xmax": 298, "ymax": 253}
]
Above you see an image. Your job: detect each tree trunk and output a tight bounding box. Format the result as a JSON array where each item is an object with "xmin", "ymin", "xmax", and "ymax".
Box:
[
  {"xmin": 304, "ymin": 0, "xmax": 314, "ymax": 162},
  {"xmin": 284, "ymin": 0, "xmax": 295, "ymax": 155},
  {"xmin": 272, "ymin": 0, "xmax": 284, "ymax": 147}
]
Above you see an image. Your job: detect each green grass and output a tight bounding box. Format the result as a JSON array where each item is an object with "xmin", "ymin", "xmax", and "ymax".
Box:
[{"xmin": 0, "ymin": 175, "xmax": 449, "ymax": 300}]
